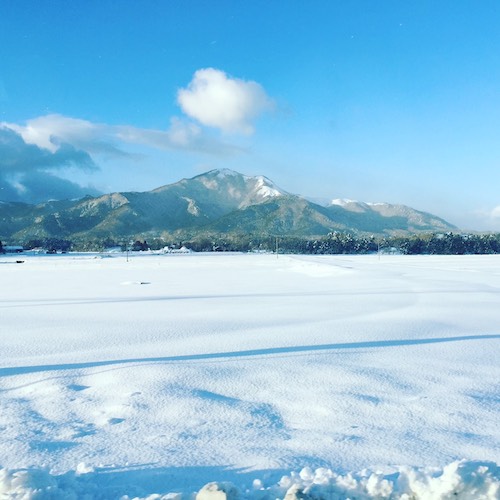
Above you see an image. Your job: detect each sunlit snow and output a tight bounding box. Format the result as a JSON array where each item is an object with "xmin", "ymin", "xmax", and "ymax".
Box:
[
  {"xmin": 0, "ymin": 252, "xmax": 499, "ymax": 498},
  {"xmin": 329, "ymin": 198, "xmax": 359, "ymax": 206}
]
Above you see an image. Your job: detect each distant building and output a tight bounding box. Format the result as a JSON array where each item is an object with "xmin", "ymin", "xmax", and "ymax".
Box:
[{"xmin": 162, "ymin": 246, "xmax": 192, "ymax": 254}]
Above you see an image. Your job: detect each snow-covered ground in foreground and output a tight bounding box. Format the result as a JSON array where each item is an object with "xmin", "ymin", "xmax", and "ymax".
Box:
[{"xmin": 0, "ymin": 252, "xmax": 499, "ymax": 498}]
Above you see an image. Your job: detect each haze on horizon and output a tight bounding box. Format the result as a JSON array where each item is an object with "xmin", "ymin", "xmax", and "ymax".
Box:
[{"xmin": 1, "ymin": 1, "xmax": 500, "ymax": 231}]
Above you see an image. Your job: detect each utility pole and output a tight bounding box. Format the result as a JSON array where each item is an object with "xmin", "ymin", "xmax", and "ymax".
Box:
[{"xmin": 126, "ymin": 241, "xmax": 131, "ymax": 262}]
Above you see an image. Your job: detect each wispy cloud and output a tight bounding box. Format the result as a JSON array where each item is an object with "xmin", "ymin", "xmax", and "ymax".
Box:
[
  {"xmin": 177, "ymin": 68, "xmax": 274, "ymax": 135},
  {"xmin": 3, "ymin": 113, "xmax": 244, "ymax": 158},
  {"xmin": 113, "ymin": 117, "xmax": 244, "ymax": 156}
]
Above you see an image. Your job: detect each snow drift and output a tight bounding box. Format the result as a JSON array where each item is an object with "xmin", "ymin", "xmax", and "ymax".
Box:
[{"xmin": 0, "ymin": 460, "xmax": 498, "ymax": 499}]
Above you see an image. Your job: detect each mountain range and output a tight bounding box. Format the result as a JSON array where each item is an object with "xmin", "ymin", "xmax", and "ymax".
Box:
[{"xmin": 0, "ymin": 169, "xmax": 457, "ymax": 243}]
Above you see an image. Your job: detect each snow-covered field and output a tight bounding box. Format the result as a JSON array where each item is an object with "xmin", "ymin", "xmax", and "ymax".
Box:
[{"xmin": 0, "ymin": 252, "xmax": 499, "ymax": 498}]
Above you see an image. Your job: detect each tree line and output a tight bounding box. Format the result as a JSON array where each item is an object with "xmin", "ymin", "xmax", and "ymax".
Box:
[{"xmin": 10, "ymin": 232, "xmax": 500, "ymax": 255}]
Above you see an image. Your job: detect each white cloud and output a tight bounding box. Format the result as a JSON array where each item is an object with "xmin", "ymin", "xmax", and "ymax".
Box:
[
  {"xmin": 2, "ymin": 113, "xmax": 242, "ymax": 159},
  {"xmin": 4, "ymin": 115, "xmax": 125, "ymax": 156},
  {"xmin": 177, "ymin": 68, "xmax": 274, "ymax": 135},
  {"xmin": 0, "ymin": 125, "xmax": 97, "ymax": 172},
  {"xmin": 0, "ymin": 125, "xmax": 101, "ymax": 203}
]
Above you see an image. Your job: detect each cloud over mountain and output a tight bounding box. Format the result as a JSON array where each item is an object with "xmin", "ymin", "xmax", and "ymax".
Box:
[
  {"xmin": 4, "ymin": 114, "xmax": 241, "ymax": 159},
  {"xmin": 0, "ymin": 126, "xmax": 100, "ymax": 203},
  {"xmin": 0, "ymin": 126, "xmax": 97, "ymax": 172},
  {"xmin": 0, "ymin": 68, "xmax": 272, "ymax": 203},
  {"xmin": 177, "ymin": 68, "xmax": 274, "ymax": 134},
  {"xmin": 0, "ymin": 110, "xmax": 244, "ymax": 203}
]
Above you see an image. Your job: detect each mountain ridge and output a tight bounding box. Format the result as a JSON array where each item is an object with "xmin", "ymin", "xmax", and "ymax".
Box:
[{"xmin": 0, "ymin": 169, "xmax": 458, "ymax": 242}]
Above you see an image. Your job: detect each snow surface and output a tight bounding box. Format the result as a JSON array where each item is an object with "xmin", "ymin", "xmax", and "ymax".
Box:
[
  {"xmin": 214, "ymin": 168, "xmax": 241, "ymax": 179},
  {"xmin": 253, "ymin": 176, "xmax": 283, "ymax": 199},
  {"xmin": 329, "ymin": 198, "xmax": 359, "ymax": 206},
  {"xmin": 329, "ymin": 199, "xmax": 391, "ymax": 209},
  {"xmin": 0, "ymin": 252, "xmax": 499, "ymax": 498}
]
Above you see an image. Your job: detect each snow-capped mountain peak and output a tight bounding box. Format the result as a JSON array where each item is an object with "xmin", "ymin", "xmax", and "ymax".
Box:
[
  {"xmin": 190, "ymin": 169, "xmax": 286, "ymax": 207},
  {"xmin": 329, "ymin": 198, "xmax": 359, "ymax": 207},
  {"xmin": 253, "ymin": 175, "xmax": 284, "ymax": 199},
  {"xmin": 212, "ymin": 168, "xmax": 241, "ymax": 179}
]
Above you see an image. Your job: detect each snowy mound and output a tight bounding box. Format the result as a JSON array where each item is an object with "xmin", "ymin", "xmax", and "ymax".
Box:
[{"xmin": 0, "ymin": 460, "xmax": 498, "ymax": 499}]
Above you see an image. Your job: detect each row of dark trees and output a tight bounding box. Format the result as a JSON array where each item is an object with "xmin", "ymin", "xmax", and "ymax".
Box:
[
  {"xmin": 10, "ymin": 232, "xmax": 500, "ymax": 255},
  {"xmin": 295, "ymin": 232, "xmax": 500, "ymax": 255},
  {"xmin": 24, "ymin": 238, "xmax": 72, "ymax": 252},
  {"xmin": 182, "ymin": 232, "xmax": 500, "ymax": 255}
]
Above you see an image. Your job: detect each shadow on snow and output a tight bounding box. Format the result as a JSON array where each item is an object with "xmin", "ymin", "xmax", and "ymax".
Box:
[{"xmin": 1, "ymin": 334, "xmax": 499, "ymax": 378}]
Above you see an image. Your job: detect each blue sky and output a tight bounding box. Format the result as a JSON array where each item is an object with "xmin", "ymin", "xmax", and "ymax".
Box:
[{"xmin": 1, "ymin": 1, "xmax": 500, "ymax": 230}]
